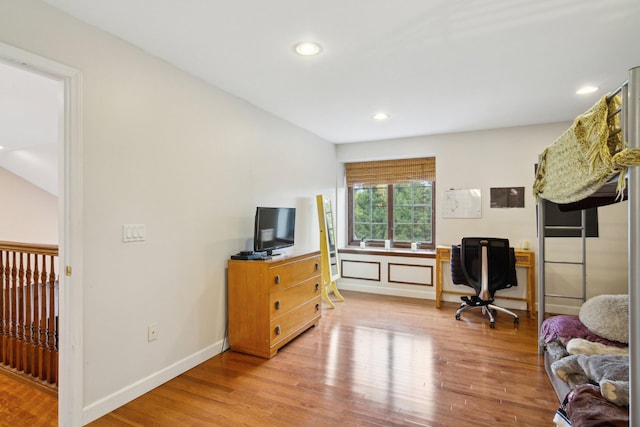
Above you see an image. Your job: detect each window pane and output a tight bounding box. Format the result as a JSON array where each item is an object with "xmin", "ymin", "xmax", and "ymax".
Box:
[
  {"xmin": 392, "ymin": 182, "xmax": 433, "ymax": 244},
  {"xmin": 414, "ymin": 206, "xmax": 428, "ymax": 224},
  {"xmin": 372, "ymin": 223, "xmax": 388, "ymax": 240},
  {"xmin": 354, "ymin": 223, "xmax": 370, "ymax": 240},
  {"xmin": 414, "ymin": 185, "xmax": 430, "ymax": 203},
  {"xmin": 394, "ymin": 205, "xmax": 412, "ymax": 223},
  {"xmin": 353, "ymin": 185, "xmax": 388, "ymax": 241},
  {"xmin": 394, "ymin": 224, "xmax": 412, "ymax": 241},
  {"xmin": 394, "ymin": 185, "xmax": 411, "ymax": 201}
]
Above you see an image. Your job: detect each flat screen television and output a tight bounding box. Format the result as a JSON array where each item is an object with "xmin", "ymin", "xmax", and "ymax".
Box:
[{"xmin": 254, "ymin": 207, "xmax": 296, "ymax": 255}]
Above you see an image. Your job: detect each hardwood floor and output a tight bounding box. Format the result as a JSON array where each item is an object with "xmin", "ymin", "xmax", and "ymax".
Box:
[
  {"xmin": 1, "ymin": 291, "xmax": 559, "ymax": 426},
  {"xmin": 0, "ymin": 368, "xmax": 57, "ymax": 426},
  {"xmin": 89, "ymin": 291, "xmax": 558, "ymax": 426}
]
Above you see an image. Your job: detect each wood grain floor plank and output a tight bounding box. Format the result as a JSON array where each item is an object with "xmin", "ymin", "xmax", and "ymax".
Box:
[
  {"xmin": 90, "ymin": 291, "xmax": 557, "ymax": 426},
  {"xmin": 0, "ymin": 369, "xmax": 57, "ymax": 426},
  {"xmin": 6, "ymin": 290, "xmax": 559, "ymax": 426}
]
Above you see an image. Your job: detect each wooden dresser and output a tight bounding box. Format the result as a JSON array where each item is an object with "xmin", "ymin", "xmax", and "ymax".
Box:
[{"xmin": 228, "ymin": 250, "xmax": 322, "ymax": 358}]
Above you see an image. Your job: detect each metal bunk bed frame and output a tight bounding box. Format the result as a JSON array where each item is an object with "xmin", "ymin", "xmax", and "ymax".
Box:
[
  {"xmin": 538, "ymin": 209, "xmax": 588, "ymax": 305},
  {"xmin": 537, "ymin": 66, "xmax": 639, "ymax": 425}
]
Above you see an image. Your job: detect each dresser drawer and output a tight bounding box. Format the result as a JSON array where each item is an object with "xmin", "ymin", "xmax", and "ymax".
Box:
[
  {"xmin": 269, "ymin": 255, "xmax": 320, "ymax": 290},
  {"xmin": 269, "ymin": 277, "xmax": 321, "ymax": 318},
  {"xmin": 269, "ymin": 296, "xmax": 321, "ymax": 346}
]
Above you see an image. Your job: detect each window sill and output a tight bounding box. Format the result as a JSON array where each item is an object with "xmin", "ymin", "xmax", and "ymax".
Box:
[{"xmin": 339, "ymin": 247, "xmax": 436, "ymax": 258}]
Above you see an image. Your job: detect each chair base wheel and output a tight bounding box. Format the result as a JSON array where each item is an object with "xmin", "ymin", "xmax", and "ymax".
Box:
[{"xmin": 454, "ymin": 301, "xmax": 518, "ymax": 328}]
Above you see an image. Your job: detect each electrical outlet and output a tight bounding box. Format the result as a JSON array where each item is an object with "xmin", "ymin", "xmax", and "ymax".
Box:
[{"xmin": 148, "ymin": 323, "xmax": 158, "ymax": 342}]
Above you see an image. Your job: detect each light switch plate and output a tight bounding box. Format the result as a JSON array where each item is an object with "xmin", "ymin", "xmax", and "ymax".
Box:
[{"xmin": 123, "ymin": 224, "xmax": 146, "ymax": 242}]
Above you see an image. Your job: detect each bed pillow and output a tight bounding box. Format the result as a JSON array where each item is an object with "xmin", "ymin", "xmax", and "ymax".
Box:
[
  {"xmin": 579, "ymin": 294, "xmax": 628, "ymax": 344},
  {"xmin": 540, "ymin": 315, "xmax": 626, "ymax": 347}
]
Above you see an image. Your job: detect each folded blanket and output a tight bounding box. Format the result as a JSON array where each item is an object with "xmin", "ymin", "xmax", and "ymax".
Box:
[
  {"xmin": 565, "ymin": 384, "xmax": 628, "ymax": 426},
  {"xmin": 552, "ymin": 353, "xmax": 629, "ymax": 406},
  {"xmin": 533, "ymin": 94, "xmax": 640, "ymax": 204},
  {"xmin": 566, "ymin": 338, "xmax": 628, "ymax": 356}
]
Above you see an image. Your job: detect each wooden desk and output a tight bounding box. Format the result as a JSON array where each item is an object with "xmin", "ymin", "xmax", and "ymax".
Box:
[{"xmin": 435, "ymin": 246, "xmax": 536, "ymax": 317}]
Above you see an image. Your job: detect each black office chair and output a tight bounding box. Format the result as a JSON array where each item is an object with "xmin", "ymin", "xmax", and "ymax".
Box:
[{"xmin": 450, "ymin": 237, "xmax": 519, "ymax": 328}]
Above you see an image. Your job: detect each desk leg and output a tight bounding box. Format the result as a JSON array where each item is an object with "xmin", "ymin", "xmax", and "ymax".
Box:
[
  {"xmin": 527, "ymin": 256, "xmax": 536, "ymax": 318},
  {"xmin": 435, "ymin": 261, "xmax": 442, "ymax": 308}
]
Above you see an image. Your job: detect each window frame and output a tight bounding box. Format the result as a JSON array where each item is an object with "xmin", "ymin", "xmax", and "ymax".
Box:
[{"xmin": 348, "ymin": 181, "xmax": 436, "ymax": 250}]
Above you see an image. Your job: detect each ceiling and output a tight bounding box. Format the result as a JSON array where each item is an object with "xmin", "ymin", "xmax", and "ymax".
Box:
[
  {"xmin": 40, "ymin": 0, "xmax": 640, "ymax": 143},
  {"xmin": 0, "ymin": 60, "xmax": 61, "ymax": 195},
  {"xmin": 2, "ymin": 1, "xmax": 640, "ymax": 194}
]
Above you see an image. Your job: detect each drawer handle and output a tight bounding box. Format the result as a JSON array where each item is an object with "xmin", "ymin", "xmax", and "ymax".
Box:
[
  {"xmin": 314, "ymin": 262, "xmax": 320, "ymax": 271},
  {"xmin": 315, "ymin": 282, "xmax": 320, "ymax": 291},
  {"xmin": 315, "ymin": 303, "xmax": 320, "ymax": 311},
  {"xmin": 275, "ymin": 300, "xmax": 281, "ymax": 310},
  {"xmin": 275, "ymin": 325, "xmax": 281, "ymax": 335},
  {"xmin": 274, "ymin": 274, "xmax": 280, "ymax": 284}
]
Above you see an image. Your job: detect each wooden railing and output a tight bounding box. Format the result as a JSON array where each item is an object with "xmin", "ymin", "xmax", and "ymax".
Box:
[{"xmin": 0, "ymin": 241, "xmax": 59, "ymax": 387}]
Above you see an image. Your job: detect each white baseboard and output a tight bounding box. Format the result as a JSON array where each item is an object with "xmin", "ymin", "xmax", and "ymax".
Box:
[
  {"xmin": 82, "ymin": 340, "xmax": 227, "ymax": 424},
  {"xmin": 339, "ymin": 282, "xmax": 585, "ymax": 316}
]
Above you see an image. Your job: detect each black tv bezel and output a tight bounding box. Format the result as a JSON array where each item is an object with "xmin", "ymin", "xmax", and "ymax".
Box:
[{"xmin": 253, "ymin": 206, "xmax": 296, "ymax": 255}]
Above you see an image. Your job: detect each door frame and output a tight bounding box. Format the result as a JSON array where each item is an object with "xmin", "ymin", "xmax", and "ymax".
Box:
[{"xmin": 0, "ymin": 41, "xmax": 83, "ymax": 426}]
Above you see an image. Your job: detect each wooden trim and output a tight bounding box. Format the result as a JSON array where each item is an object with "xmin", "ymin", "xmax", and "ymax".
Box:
[{"xmin": 0, "ymin": 242, "xmax": 58, "ymax": 256}]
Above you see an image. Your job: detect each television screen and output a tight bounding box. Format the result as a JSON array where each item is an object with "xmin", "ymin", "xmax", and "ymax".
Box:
[{"xmin": 254, "ymin": 207, "xmax": 296, "ymax": 255}]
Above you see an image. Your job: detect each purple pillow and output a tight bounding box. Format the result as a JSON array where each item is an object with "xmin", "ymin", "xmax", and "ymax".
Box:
[{"xmin": 541, "ymin": 315, "xmax": 627, "ymax": 348}]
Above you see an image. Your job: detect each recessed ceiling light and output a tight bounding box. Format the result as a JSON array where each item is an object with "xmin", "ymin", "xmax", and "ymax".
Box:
[
  {"xmin": 294, "ymin": 42, "xmax": 322, "ymax": 56},
  {"xmin": 373, "ymin": 112, "xmax": 389, "ymax": 121},
  {"xmin": 576, "ymin": 85, "xmax": 599, "ymax": 95}
]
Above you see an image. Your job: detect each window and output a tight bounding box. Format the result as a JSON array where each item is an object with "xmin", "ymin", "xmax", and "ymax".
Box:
[{"xmin": 346, "ymin": 157, "xmax": 436, "ymax": 249}]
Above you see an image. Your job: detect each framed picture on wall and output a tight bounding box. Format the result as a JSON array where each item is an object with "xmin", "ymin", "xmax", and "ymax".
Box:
[{"xmin": 490, "ymin": 187, "xmax": 525, "ymax": 208}]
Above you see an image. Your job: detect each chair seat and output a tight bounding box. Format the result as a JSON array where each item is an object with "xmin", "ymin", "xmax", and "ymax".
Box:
[{"xmin": 461, "ymin": 295, "xmax": 494, "ymax": 307}]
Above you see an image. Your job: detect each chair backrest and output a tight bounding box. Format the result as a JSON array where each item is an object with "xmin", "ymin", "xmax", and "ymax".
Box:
[{"xmin": 452, "ymin": 237, "xmax": 517, "ymax": 297}]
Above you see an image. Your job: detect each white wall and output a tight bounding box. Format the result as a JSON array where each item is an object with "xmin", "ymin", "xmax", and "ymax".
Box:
[
  {"xmin": 0, "ymin": 166, "xmax": 58, "ymax": 244},
  {"xmin": 0, "ymin": 0, "xmax": 336, "ymax": 423},
  {"xmin": 336, "ymin": 124, "xmax": 629, "ymax": 312},
  {"xmin": 1, "ymin": 1, "xmax": 629, "ymax": 422}
]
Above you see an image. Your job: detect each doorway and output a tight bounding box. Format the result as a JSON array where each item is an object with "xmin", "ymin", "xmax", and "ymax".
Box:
[{"xmin": 0, "ymin": 41, "xmax": 83, "ymax": 426}]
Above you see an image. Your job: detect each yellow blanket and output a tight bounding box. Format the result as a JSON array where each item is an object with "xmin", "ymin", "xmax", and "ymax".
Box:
[{"xmin": 533, "ymin": 95, "xmax": 640, "ymax": 204}]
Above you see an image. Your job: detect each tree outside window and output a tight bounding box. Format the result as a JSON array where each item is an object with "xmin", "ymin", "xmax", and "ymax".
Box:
[
  {"xmin": 353, "ymin": 185, "xmax": 388, "ymax": 240},
  {"xmin": 393, "ymin": 181, "xmax": 433, "ymax": 244}
]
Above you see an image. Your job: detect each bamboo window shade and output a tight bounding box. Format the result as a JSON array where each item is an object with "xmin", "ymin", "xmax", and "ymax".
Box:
[{"xmin": 345, "ymin": 157, "xmax": 435, "ymax": 187}]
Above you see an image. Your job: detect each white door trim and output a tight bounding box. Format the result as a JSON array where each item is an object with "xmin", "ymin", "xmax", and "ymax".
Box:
[{"xmin": 0, "ymin": 41, "xmax": 84, "ymax": 426}]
